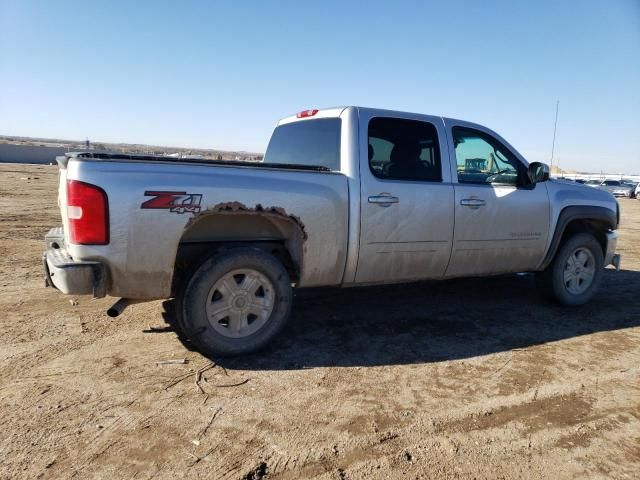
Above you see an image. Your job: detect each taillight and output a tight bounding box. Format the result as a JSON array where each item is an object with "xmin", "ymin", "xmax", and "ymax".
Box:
[
  {"xmin": 296, "ymin": 109, "xmax": 319, "ymax": 118},
  {"xmin": 66, "ymin": 180, "xmax": 109, "ymax": 245}
]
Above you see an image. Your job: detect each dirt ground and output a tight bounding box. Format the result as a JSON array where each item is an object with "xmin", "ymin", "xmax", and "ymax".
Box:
[{"xmin": 0, "ymin": 163, "xmax": 638, "ymax": 479}]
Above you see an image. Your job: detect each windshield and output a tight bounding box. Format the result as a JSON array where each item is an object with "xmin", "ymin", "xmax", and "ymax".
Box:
[
  {"xmin": 586, "ymin": 180, "xmax": 601, "ymax": 185},
  {"xmin": 264, "ymin": 118, "xmax": 341, "ymax": 171},
  {"xmin": 603, "ymin": 180, "xmax": 621, "ymax": 186}
]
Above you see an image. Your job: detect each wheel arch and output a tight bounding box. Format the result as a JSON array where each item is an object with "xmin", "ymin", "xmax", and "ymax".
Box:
[
  {"xmin": 539, "ymin": 205, "xmax": 617, "ymax": 270},
  {"xmin": 171, "ymin": 209, "xmax": 305, "ymax": 295}
]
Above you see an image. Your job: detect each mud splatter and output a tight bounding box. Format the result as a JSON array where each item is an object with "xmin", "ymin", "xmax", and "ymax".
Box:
[{"xmin": 186, "ymin": 201, "xmax": 307, "ymax": 241}]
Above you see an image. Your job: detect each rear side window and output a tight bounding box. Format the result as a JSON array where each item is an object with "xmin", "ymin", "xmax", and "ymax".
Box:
[
  {"xmin": 368, "ymin": 117, "xmax": 442, "ymax": 182},
  {"xmin": 264, "ymin": 118, "xmax": 341, "ymax": 170}
]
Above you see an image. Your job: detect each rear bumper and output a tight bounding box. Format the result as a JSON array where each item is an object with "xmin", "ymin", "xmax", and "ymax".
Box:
[
  {"xmin": 43, "ymin": 227, "xmax": 107, "ymax": 297},
  {"xmin": 604, "ymin": 230, "xmax": 621, "ymax": 270}
]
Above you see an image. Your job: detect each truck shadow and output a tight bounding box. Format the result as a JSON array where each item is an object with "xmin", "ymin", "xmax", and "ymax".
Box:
[{"xmin": 162, "ymin": 268, "xmax": 640, "ymax": 370}]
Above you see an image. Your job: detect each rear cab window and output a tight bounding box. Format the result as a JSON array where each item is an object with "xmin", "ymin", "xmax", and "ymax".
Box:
[
  {"xmin": 264, "ymin": 118, "xmax": 341, "ymax": 171},
  {"xmin": 368, "ymin": 117, "xmax": 442, "ymax": 182}
]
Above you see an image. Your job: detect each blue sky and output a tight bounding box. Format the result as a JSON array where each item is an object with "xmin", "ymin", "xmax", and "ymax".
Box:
[{"xmin": 1, "ymin": 0, "xmax": 639, "ymax": 172}]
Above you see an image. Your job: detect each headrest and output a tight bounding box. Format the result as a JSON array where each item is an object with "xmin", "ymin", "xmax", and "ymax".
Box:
[{"xmin": 390, "ymin": 143, "xmax": 421, "ymax": 164}]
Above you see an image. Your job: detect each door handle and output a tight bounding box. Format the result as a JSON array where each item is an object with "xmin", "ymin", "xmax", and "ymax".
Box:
[
  {"xmin": 460, "ymin": 198, "xmax": 486, "ymax": 209},
  {"xmin": 368, "ymin": 195, "xmax": 399, "ymax": 207}
]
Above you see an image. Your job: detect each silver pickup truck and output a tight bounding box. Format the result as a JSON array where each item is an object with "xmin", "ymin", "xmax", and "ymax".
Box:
[{"xmin": 43, "ymin": 106, "xmax": 621, "ymax": 356}]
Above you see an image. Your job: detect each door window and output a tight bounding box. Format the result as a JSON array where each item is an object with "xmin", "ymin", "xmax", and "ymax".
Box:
[
  {"xmin": 453, "ymin": 127, "xmax": 522, "ymax": 186},
  {"xmin": 368, "ymin": 117, "xmax": 442, "ymax": 182}
]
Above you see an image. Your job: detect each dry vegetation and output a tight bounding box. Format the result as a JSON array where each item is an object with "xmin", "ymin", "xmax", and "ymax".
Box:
[{"xmin": 0, "ymin": 164, "xmax": 638, "ymax": 479}]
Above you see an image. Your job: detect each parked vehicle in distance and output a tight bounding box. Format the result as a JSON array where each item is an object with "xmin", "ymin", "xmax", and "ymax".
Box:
[
  {"xmin": 574, "ymin": 179, "xmax": 586, "ymax": 184},
  {"xmin": 43, "ymin": 106, "xmax": 622, "ymax": 356},
  {"xmin": 585, "ymin": 179, "xmax": 602, "ymax": 187},
  {"xmin": 598, "ymin": 180, "xmax": 634, "ymax": 198},
  {"xmin": 621, "ymin": 179, "xmax": 638, "ymax": 198}
]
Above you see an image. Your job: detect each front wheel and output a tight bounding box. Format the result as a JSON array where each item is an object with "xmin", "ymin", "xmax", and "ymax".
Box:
[
  {"xmin": 179, "ymin": 248, "xmax": 292, "ymax": 356},
  {"xmin": 535, "ymin": 232, "xmax": 604, "ymax": 306}
]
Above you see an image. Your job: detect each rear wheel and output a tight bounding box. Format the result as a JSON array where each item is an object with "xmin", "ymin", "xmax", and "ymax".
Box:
[
  {"xmin": 536, "ymin": 232, "xmax": 604, "ymax": 306},
  {"xmin": 179, "ymin": 248, "xmax": 292, "ymax": 356}
]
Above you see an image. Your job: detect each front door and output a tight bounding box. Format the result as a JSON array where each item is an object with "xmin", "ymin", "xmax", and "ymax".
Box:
[
  {"xmin": 445, "ymin": 123, "xmax": 550, "ymax": 277},
  {"xmin": 355, "ymin": 113, "xmax": 454, "ymax": 283}
]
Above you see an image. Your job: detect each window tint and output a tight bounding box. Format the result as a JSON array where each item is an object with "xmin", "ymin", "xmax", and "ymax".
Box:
[
  {"xmin": 453, "ymin": 127, "xmax": 522, "ymax": 186},
  {"xmin": 368, "ymin": 117, "xmax": 441, "ymax": 182},
  {"xmin": 264, "ymin": 118, "xmax": 341, "ymax": 170},
  {"xmin": 603, "ymin": 180, "xmax": 621, "ymax": 186}
]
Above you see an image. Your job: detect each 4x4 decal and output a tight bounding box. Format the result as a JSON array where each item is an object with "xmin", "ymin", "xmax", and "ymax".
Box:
[{"xmin": 141, "ymin": 191, "xmax": 203, "ymax": 214}]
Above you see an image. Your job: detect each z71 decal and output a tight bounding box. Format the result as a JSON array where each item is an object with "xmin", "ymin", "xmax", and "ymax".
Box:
[{"xmin": 141, "ymin": 191, "xmax": 203, "ymax": 214}]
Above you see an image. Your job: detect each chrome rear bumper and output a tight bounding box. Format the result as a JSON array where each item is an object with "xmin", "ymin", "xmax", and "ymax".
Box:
[{"xmin": 43, "ymin": 227, "xmax": 107, "ymax": 297}]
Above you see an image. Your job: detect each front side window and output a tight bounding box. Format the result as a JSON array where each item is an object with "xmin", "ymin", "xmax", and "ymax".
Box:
[
  {"xmin": 264, "ymin": 118, "xmax": 341, "ymax": 170},
  {"xmin": 453, "ymin": 127, "xmax": 522, "ymax": 186},
  {"xmin": 368, "ymin": 117, "xmax": 442, "ymax": 182}
]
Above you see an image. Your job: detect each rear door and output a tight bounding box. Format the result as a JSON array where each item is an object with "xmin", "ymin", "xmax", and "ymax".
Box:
[
  {"xmin": 444, "ymin": 121, "xmax": 550, "ymax": 276},
  {"xmin": 355, "ymin": 110, "xmax": 454, "ymax": 283}
]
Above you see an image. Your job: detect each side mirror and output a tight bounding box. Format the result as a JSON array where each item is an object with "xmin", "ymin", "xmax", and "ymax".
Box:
[{"xmin": 527, "ymin": 162, "xmax": 549, "ymax": 184}]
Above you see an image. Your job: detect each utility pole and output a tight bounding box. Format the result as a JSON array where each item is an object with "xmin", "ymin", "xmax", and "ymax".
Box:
[{"xmin": 550, "ymin": 100, "xmax": 559, "ymax": 169}]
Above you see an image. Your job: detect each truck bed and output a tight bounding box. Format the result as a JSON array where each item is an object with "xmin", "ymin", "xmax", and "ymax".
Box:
[{"xmin": 54, "ymin": 154, "xmax": 350, "ymax": 298}]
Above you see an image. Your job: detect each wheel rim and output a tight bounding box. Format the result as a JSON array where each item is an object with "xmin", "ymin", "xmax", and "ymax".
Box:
[
  {"xmin": 205, "ymin": 269, "xmax": 275, "ymax": 338},
  {"xmin": 563, "ymin": 247, "xmax": 596, "ymax": 295}
]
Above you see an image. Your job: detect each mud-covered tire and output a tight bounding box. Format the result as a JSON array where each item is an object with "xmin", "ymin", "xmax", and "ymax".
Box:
[
  {"xmin": 178, "ymin": 248, "xmax": 292, "ymax": 356},
  {"xmin": 535, "ymin": 232, "xmax": 604, "ymax": 306}
]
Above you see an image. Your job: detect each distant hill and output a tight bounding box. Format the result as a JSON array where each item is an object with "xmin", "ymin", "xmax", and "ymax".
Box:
[
  {"xmin": 550, "ymin": 165, "xmax": 578, "ymax": 175},
  {"xmin": 0, "ymin": 135, "xmax": 263, "ymax": 162}
]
